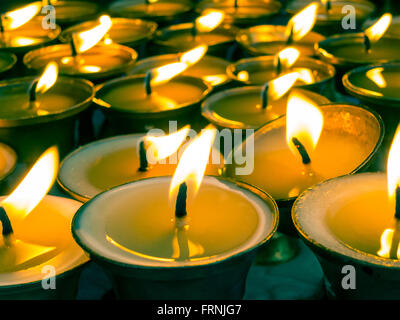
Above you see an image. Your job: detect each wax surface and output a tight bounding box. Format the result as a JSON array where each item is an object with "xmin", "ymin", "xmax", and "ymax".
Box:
[
  {"xmin": 228, "ymin": 106, "xmax": 381, "ymax": 200},
  {"xmin": 250, "ymin": 42, "xmax": 317, "ymax": 57},
  {"xmin": 0, "ymin": 196, "xmax": 86, "ymax": 280},
  {"xmin": 0, "ymin": 93, "xmax": 76, "ymax": 119},
  {"xmin": 0, "ymin": 143, "xmax": 16, "ymax": 180},
  {"xmin": 106, "ymin": 182, "xmax": 259, "ymax": 260},
  {"xmin": 327, "ymin": 190, "xmax": 399, "ymax": 259},
  {"xmin": 98, "ymin": 78, "xmax": 207, "ymax": 113},
  {"xmin": 58, "ymin": 134, "xmax": 224, "ymax": 200},
  {"xmin": 346, "ymin": 66, "xmax": 400, "ymax": 99},
  {"xmin": 74, "ymin": 177, "xmax": 275, "ymax": 266},
  {"xmin": 320, "ymin": 37, "xmax": 400, "ymax": 63},
  {"xmin": 204, "ymin": 89, "xmax": 329, "ymax": 129},
  {"xmin": 28, "ymin": 48, "xmax": 133, "ymax": 76},
  {"xmin": 157, "ymin": 30, "xmax": 234, "ymax": 49}
]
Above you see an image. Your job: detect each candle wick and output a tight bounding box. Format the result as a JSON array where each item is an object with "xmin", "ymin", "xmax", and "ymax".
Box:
[
  {"xmin": 234, "ymin": 0, "xmax": 238, "ymax": 9},
  {"xmin": 286, "ymin": 25, "xmax": 294, "ymax": 45},
  {"xmin": 325, "ymin": 0, "xmax": 331, "ymax": 14},
  {"xmin": 275, "ymin": 56, "xmax": 282, "ymax": 75},
  {"xmin": 28, "ymin": 80, "xmax": 39, "ymax": 103},
  {"xmin": 0, "ymin": 15, "xmax": 4, "ymax": 36},
  {"xmin": 138, "ymin": 140, "xmax": 149, "ymax": 172},
  {"xmin": 70, "ymin": 34, "xmax": 78, "ymax": 57},
  {"xmin": 191, "ymin": 23, "xmax": 197, "ymax": 39},
  {"xmin": 395, "ymin": 186, "xmax": 400, "ymax": 219},
  {"xmin": 0, "ymin": 206, "xmax": 14, "ymax": 247},
  {"xmin": 261, "ymin": 83, "xmax": 269, "ymax": 110},
  {"xmin": 363, "ymin": 33, "xmax": 371, "ymax": 53},
  {"xmin": 175, "ymin": 182, "xmax": 188, "ymax": 219},
  {"xmin": 292, "ymin": 137, "xmax": 311, "ymax": 165},
  {"xmin": 144, "ymin": 71, "xmax": 152, "ymax": 96}
]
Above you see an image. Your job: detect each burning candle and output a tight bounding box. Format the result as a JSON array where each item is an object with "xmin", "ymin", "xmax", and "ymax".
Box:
[
  {"xmin": 94, "ymin": 58, "xmax": 212, "ymax": 133},
  {"xmin": 195, "ymin": 0, "xmax": 282, "ymax": 27},
  {"xmin": 202, "ymin": 75, "xmax": 330, "ymax": 130},
  {"xmin": 72, "ymin": 126, "xmax": 278, "ymax": 299},
  {"xmin": 317, "ymin": 13, "xmax": 398, "ymax": 78},
  {"xmin": 58, "ymin": 126, "xmax": 224, "ymax": 201},
  {"xmin": 237, "ymin": 3, "xmax": 324, "ymax": 57},
  {"xmin": 24, "ymin": 16, "xmax": 138, "ymax": 82},
  {"xmin": 343, "ymin": 62, "xmax": 400, "ymax": 171},
  {"xmin": 40, "ymin": 0, "xmax": 100, "ymax": 27},
  {"xmin": 0, "ymin": 147, "xmax": 87, "ymax": 299},
  {"xmin": 0, "ymin": 61, "xmax": 94, "ymax": 163},
  {"xmin": 292, "ymin": 126, "xmax": 400, "ymax": 299},
  {"xmin": 286, "ymin": 0, "xmax": 375, "ymax": 36},
  {"xmin": 227, "ymin": 47, "xmax": 336, "ymax": 98},
  {"xmin": 59, "ymin": 17, "xmax": 158, "ymax": 51},
  {"xmin": 226, "ymin": 92, "xmax": 383, "ymax": 232},
  {"xmin": 130, "ymin": 45, "xmax": 230, "ymax": 87},
  {"xmin": 0, "ymin": 3, "xmax": 60, "ymax": 54},
  {"xmin": 153, "ymin": 9, "xmax": 238, "ymax": 58},
  {"xmin": 108, "ymin": 0, "xmax": 193, "ymax": 26}
]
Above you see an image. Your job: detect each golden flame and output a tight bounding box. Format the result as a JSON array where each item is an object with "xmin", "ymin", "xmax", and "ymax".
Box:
[
  {"xmin": 268, "ymin": 72, "xmax": 299, "ymax": 101},
  {"xmin": 1, "ymin": 2, "xmax": 41, "ymax": 31},
  {"xmin": 286, "ymin": 91, "xmax": 323, "ymax": 159},
  {"xmin": 286, "ymin": 2, "xmax": 319, "ymax": 42},
  {"xmin": 366, "ymin": 67, "xmax": 387, "ymax": 88},
  {"xmin": 79, "ymin": 65, "xmax": 101, "ymax": 73},
  {"xmin": 169, "ymin": 125, "xmax": 217, "ymax": 202},
  {"xmin": 237, "ymin": 70, "xmax": 249, "ymax": 82},
  {"xmin": 295, "ymin": 68, "xmax": 315, "ymax": 84},
  {"xmin": 377, "ymin": 228, "xmax": 396, "ymax": 258},
  {"xmin": 2, "ymin": 147, "xmax": 58, "ymax": 221},
  {"xmin": 150, "ymin": 62, "xmax": 188, "ymax": 86},
  {"xmin": 73, "ymin": 15, "xmax": 112, "ymax": 53},
  {"xmin": 145, "ymin": 125, "xmax": 190, "ymax": 162},
  {"xmin": 195, "ymin": 9, "xmax": 225, "ymax": 33},
  {"xmin": 277, "ymin": 47, "xmax": 300, "ymax": 69},
  {"xmin": 202, "ymin": 74, "xmax": 228, "ymax": 86},
  {"xmin": 180, "ymin": 45, "xmax": 208, "ymax": 66},
  {"xmin": 36, "ymin": 62, "xmax": 58, "ymax": 94},
  {"xmin": 365, "ymin": 13, "xmax": 392, "ymax": 43},
  {"xmin": 387, "ymin": 124, "xmax": 400, "ymax": 206}
]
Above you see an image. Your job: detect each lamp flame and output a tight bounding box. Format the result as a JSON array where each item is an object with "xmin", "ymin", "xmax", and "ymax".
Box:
[
  {"xmin": 195, "ymin": 9, "xmax": 225, "ymax": 33},
  {"xmin": 387, "ymin": 125, "xmax": 400, "ymax": 207},
  {"xmin": 150, "ymin": 62, "xmax": 188, "ymax": 87},
  {"xmin": 365, "ymin": 13, "xmax": 392, "ymax": 43},
  {"xmin": 295, "ymin": 68, "xmax": 315, "ymax": 84},
  {"xmin": 202, "ymin": 74, "xmax": 228, "ymax": 86},
  {"xmin": 1, "ymin": 2, "xmax": 41, "ymax": 31},
  {"xmin": 366, "ymin": 67, "xmax": 387, "ymax": 88},
  {"xmin": 277, "ymin": 47, "xmax": 300, "ymax": 69},
  {"xmin": 169, "ymin": 125, "xmax": 216, "ymax": 202},
  {"xmin": 286, "ymin": 2, "xmax": 319, "ymax": 42},
  {"xmin": 180, "ymin": 45, "xmax": 208, "ymax": 66},
  {"xmin": 237, "ymin": 70, "xmax": 249, "ymax": 82},
  {"xmin": 73, "ymin": 15, "xmax": 112, "ymax": 53},
  {"xmin": 36, "ymin": 62, "xmax": 58, "ymax": 94},
  {"xmin": 2, "ymin": 147, "xmax": 58, "ymax": 221},
  {"xmin": 145, "ymin": 125, "xmax": 190, "ymax": 162},
  {"xmin": 286, "ymin": 92, "xmax": 323, "ymax": 160},
  {"xmin": 377, "ymin": 228, "xmax": 399, "ymax": 258},
  {"xmin": 268, "ymin": 72, "xmax": 299, "ymax": 101}
]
